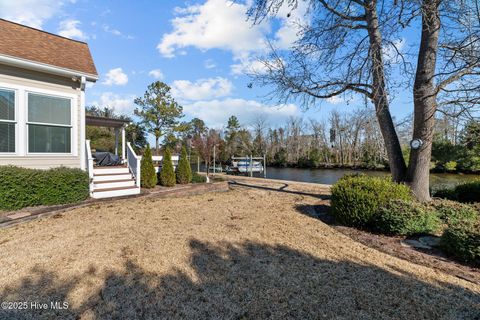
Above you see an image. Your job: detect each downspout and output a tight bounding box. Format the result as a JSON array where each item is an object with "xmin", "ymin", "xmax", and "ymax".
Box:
[{"xmin": 80, "ymin": 76, "xmax": 87, "ymax": 170}]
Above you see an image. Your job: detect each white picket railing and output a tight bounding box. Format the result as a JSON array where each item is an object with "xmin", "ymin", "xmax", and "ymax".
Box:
[
  {"xmin": 85, "ymin": 140, "xmax": 95, "ymax": 194},
  {"xmin": 127, "ymin": 142, "xmax": 141, "ymax": 187}
]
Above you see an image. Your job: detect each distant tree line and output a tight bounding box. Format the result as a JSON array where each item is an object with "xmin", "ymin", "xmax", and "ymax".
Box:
[{"xmin": 85, "ymin": 81, "xmax": 479, "ymax": 175}]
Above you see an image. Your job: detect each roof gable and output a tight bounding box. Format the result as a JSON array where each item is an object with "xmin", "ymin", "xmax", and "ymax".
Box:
[{"xmin": 0, "ymin": 19, "xmax": 98, "ymax": 77}]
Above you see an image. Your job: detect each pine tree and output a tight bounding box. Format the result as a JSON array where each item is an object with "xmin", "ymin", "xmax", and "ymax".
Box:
[
  {"xmin": 160, "ymin": 147, "xmax": 176, "ymax": 187},
  {"xmin": 141, "ymin": 144, "xmax": 157, "ymax": 188},
  {"xmin": 176, "ymin": 146, "xmax": 192, "ymax": 184}
]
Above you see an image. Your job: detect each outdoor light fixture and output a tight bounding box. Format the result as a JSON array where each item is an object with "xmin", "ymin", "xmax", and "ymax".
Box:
[{"xmin": 410, "ymin": 139, "xmax": 424, "ymax": 150}]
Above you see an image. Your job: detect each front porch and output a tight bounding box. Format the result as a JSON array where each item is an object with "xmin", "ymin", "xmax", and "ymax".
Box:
[{"xmin": 85, "ymin": 115, "xmax": 141, "ymax": 199}]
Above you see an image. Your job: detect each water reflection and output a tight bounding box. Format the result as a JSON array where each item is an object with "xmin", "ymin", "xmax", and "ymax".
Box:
[{"xmin": 263, "ymin": 167, "xmax": 479, "ymax": 189}]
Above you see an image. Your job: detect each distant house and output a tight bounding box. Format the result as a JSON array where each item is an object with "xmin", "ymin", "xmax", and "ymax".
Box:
[{"xmin": 0, "ymin": 19, "xmax": 141, "ymax": 198}]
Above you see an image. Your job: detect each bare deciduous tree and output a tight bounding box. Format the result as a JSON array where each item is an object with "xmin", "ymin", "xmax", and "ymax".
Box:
[{"xmin": 247, "ymin": 0, "xmax": 480, "ymax": 201}]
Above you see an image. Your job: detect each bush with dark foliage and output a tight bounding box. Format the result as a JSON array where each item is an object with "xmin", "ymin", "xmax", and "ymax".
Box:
[
  {"xmin": 441, "ymin": 219, "xmax": 480, "ymax": 265},
  {"xmin": 160, "ymin": 148, "xmax": 176, "ymax": 187},
  {"xmin": 0, "ymin": 166, "xmax": 89, "ymax": 210},
  {"xmin": 331, "ymin": 175, "xmax": 412, "ymax": 228},
  {"xmin": 140, "ymin": 145, "xmax": 157, "ymax": 188},
  {"xmin": 373, "ymin": 199, "xmax": 441, "ymax": 236},
  {"xmin": 176, "ymin": 146, "xmax": 192, "ymax": 184}
]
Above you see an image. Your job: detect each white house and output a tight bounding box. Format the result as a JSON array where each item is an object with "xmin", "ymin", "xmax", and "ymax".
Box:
[{"xmin": 0, "ymin": 19, "xmax": 141, "ymax": 199}]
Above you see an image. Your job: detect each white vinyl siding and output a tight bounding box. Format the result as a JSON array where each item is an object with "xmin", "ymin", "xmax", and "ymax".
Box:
[
  {"xmin": 27, "ymin": 93, "xmax": 72, "ymax": 154},
  {"xmin": 0, "ymin": 65, "xmax": 82, "ymax": 169},
  {"xmin": 0, "ymin": 88, "xmax": 16, "ymax": 153}
]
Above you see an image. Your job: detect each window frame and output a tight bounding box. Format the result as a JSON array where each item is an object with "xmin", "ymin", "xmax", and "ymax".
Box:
[
  {"xmin": 26, "ymin": 91, "xmax": 75, "ymax": 156},
  {"xmin": 0, "ymin": 87, "xmax": 18, "ymax": 155}
]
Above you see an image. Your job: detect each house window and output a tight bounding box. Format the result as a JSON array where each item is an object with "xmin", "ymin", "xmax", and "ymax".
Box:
[
  {"xmin": 0, "ymin": 89, "xmax": 15, "ymax": 153},
  {"xmin": 27, "ymin": 93, "xmax": 72, "ymax": 153}
]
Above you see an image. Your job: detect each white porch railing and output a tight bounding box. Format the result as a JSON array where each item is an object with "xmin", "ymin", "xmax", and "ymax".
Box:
[
  {"xmin": 127, "ymin": 142, "xmax": 141, "ymax": 187},
  {"xmin": 85, "ymin": 140, "xmax": 95, "ymax": 194}
]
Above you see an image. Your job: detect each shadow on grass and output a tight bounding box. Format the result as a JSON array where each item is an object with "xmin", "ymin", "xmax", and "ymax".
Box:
[
  {"xmin": 229, "ymin": 180, "xmax": 331, "ymax": 200},
  {"xmin": 1, "ymin": 240, "xmax": 479, "ymax": 319}
]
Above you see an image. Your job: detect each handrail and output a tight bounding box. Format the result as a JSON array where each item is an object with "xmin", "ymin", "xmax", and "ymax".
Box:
[
  {"xmin": 127, "ymin": 142, "xmax": 141, "ymax": 187},
  {"xmin": 85, "ymin": 140, "xmax": 94, "ymax": 194}
]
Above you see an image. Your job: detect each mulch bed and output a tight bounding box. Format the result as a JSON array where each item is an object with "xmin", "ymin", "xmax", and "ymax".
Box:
[{"xmin": 311, "ymin": 201, "xmax": 480, "ymax": 285}]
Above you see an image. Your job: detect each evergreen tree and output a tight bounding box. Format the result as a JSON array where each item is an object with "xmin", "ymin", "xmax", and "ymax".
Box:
[
  {"xmin": 176, "ymin": 146, "xmax": 192, "ymax": 184},
  {"xmin": 160, "ymin": 147, "xmax": 176, "ymax": 187},
  {"xmin": 140, "ymin": 144, "xmax": 157, "ymax": 188},
  {"xmin": 134, "ymin": 82, "xmax": 184, "ymax": 155}
]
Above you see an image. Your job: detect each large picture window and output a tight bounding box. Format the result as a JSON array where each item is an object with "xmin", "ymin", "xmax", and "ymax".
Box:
[
  {"xmin": 28, "ymin": 93, "xmax": 72, "ymax": 153},
  {"xmin": 0, "ymin": 89, "xmax": 15, "ymax": 153}
]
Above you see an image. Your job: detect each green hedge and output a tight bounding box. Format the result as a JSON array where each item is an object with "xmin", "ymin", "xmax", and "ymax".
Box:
[
  {"xmin": 432, "ymin": 200, "xmax": 479, "ymax": 225},
  {"xmin": 441, "ymin": 219, "xmax": 480, "ymax": 264},
  {"xmin": 331, "ymin": 175, "xmax": 412, "ymax": 228},
  {"xmin": 192, "ymin": 172, "xmax": 207, "ymax": 183},
  {"xmin": 372, "ymin": 200, "xmax": 441, "ymax": 236},
  {"xmin": 455, "ymin": 180, "xmax": 480, "ymax": 203},
  {"xmin": 433, "ymin": 180, "xmax": 480, "ymax": 203},
  {"xmin": 0, "ymin": 166, "xmax": 89, "ymax": 210}
]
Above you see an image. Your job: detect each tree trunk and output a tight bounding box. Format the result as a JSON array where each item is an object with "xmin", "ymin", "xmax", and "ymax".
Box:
[
  {"xmin": 155, "ymin": 137, "xmax": 160, "ymax": 156},
  {"xmin": 407, "ymin": 0, "xmax": 441, "ymax": 202},
  {"xmin": 364, "ymin": 1, "xmax": 407, "ymax": 182}
]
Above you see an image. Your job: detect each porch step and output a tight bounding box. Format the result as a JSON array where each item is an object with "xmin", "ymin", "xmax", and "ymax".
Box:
[
  {"xmin": 93, "ymin": 179, "xmax": 136, "ymax": 189},
  {"xmin": 91, "ymin": 186, "xmax": 140, "ymax": 199},
  {"xmin": 90, "ymin": 167, "xmax": 140, "ymax": 199},
  {"xmin": 93, "ymin": 167, "xmax": 130, "ymax": 175},
  {"xmin": 93, "ymin": 173, "xmax": 133, "ymax": 182}
]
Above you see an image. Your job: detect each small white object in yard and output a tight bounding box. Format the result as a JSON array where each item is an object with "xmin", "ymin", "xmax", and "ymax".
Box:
[{"xmin": 206, "ymin": 176, "xmax": 210, "ymax": 183}]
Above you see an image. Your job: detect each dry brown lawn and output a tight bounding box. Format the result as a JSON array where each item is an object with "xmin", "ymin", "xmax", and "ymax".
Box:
[{"xmin": 0, "ymin": 180, "xmax": 479, "ymax": 319}]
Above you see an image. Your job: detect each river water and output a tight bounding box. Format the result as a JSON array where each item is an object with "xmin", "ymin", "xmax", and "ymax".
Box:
[{"xmin": 260, "ymin": 167, "xmax": 480, "ymax": 190}]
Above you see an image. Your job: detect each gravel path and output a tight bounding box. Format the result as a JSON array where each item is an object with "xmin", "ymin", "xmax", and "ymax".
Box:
[{"xmin": 0, "ymin": 180, "xmax": 478, "ymax": 319}]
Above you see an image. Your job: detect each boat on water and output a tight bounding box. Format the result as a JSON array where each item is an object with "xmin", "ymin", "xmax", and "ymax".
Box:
[
  {"xmin": 208, "ymin": 165, "xmax": 223, "ymax": 173},
  {"xmin": 231, "ymin": 159, "xmax": 264, "ymax": 174}
]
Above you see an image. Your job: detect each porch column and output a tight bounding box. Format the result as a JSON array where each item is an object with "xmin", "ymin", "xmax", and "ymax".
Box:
[
  {"xmin": 122, "ymin": 125, "xmax": 126, "ymax": 161},
  {"xmin": 114, "ymin": 128, "xmax": 119, "ymax": 156}
]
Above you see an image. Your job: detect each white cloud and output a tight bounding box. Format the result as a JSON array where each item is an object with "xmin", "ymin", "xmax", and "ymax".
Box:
[
  {"xmin": 102, "ymin": 68, "xmax": 129, "ymax": 86},
  {"xmin": 58, "ymin": 19, "xmax": 89, "ymax": 41},
  {"xmin": 102, "ymin": 24, "xmax": 134, "ymax": 39},
  {"xmin": 90, "ymin": 92, "xmax": 136, "ymax": 115},
  {"xmin": 171, "ymin": 77, "xmax": 233, "ymax": 101},
  {"xmin": 231, "ymin": 59, "xmax": 269, "ymax": 75},
  {"xmin": 183, "ymin": 98, "xmax": 299, "ymax": 128},
  {"xmin": 148, "ymin": 69, "xmax": 164, "ymax": 80},
  {"xmin": 0, "ymin": 0, "xmax": 65, "ymax": 29},
  {"xmin": 204, "ymin": 59, "xmax": 216, "ymax": 69},
  {"xmin": 327, "ymin": 96, "xmax": 343, "ymax": 105},
  {"xmin": 272, "ymin": 1, "xmax": 309, "ymax": 49},
  {"xmin": 157, "ymin": 0, "xmax": 268, "ymax": 58},
  {"xmin": 383, "ymin": 38, "xmax": 406, "ymax": 63}
]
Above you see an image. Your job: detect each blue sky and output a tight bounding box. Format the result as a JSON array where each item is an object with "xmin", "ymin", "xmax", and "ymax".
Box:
[{"xmin": 0, "ymin": 0, "xmax": 415, "ymax": 140}]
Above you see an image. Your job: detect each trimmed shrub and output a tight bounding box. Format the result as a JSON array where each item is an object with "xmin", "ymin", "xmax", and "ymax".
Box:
[
  {"xmin": 0, "ymin": 166, "xmax": 89, "ymax": 210},
  {"xmin": 160, "ymin": 147, "xmax": 176, "ymax": 187},
  {"xmin": 372, "ymin": 200, "xmax": 441, "ymax": 236},
  {"xmin": 441, "ymin": 219, "xmax": 480, "ymax": 264},
  {"xmin": 432, "ymin": 187, "xmax": 458, "ymax": 201},
  {"xmin": 331, "ymin": 175, "xmax": 412, "ymax": 228},
  {"xmin": 140, "ymin": 145, "xmax": 157, "ymax": 188},
  {"xmin": 192, "ymin": 172, "xmax": 207, "ymax": 183},
  {"xmin": 432, "ymin": 200, "xmax": 479, "ymax": 225},
  {"xmin": 176, "ymin": 146, "xmax": 192, "ymax": 184},
  {"xmin": 455, "ymin": 180, "xmax": 480, "ymax": 203}
]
